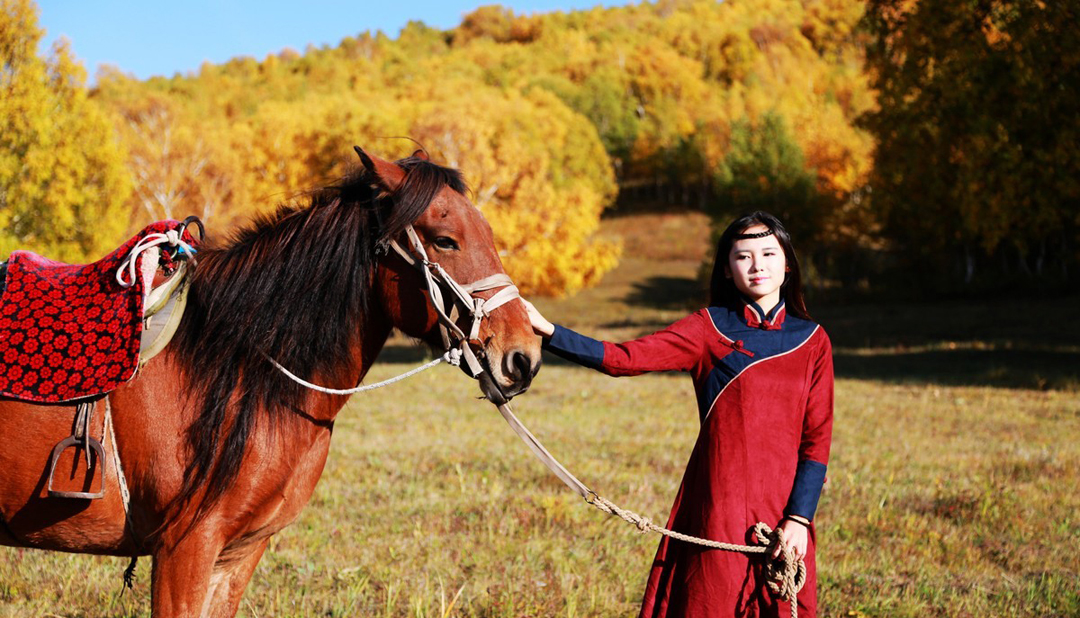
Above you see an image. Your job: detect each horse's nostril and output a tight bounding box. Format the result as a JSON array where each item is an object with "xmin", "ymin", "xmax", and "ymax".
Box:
[{"xmin": 508, "ymin": 350, "xmax": 533, "ymax": 382}]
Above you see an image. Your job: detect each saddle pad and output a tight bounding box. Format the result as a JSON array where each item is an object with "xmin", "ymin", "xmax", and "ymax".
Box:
[{"xmin": 0, "ymin": 220, "xmax": 195, "ymax": 403}]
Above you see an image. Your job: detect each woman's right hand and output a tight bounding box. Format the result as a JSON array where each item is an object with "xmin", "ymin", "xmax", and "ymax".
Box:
[{"xmin": 520, "ymin": 298, "xmax": 555, "ymax": 338}]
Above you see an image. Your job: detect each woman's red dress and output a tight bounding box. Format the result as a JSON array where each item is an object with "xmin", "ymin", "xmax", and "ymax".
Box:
[{"xmin": 543, "ymin": 300, "xmax": 833, "ymax": 617}]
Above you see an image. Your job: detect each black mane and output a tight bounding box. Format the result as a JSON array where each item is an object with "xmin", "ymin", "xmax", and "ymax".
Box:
[{"xmin": 169, "ymin": 156, "xmax": 466, "ymax": 521}]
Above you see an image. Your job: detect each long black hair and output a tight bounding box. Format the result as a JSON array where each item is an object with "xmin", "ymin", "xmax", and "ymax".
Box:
[{"xmin": 708, "ymin": 211, "xmax": 811, "ymax": 320}]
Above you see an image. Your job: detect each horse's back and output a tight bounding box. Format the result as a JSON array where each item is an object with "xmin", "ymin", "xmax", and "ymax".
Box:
[{"xmin": 0, "ymin": 399, "xmax": 136, "ymax": 555}]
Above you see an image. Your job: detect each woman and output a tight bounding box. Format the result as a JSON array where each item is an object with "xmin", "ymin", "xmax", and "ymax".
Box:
[{"xmin": 524, "ymin": 211, "xmax": 833, "ymax": 617}]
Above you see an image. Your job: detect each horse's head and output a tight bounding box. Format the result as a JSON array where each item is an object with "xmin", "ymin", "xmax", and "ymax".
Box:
[{"xmin": 359, "ymin": 148, "xmax": 541, "ymax": 403}]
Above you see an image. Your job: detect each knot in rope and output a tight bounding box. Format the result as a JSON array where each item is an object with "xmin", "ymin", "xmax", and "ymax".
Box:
[
  {"xmin": 443, "ymin": 348, "xmax": 463, "ymax": 367},
  {"xmin": 117, "ymin": 230, "xmax": 195, "ymax": 288},
  {"xmin": 752, "ymin": 523, "xmax": 807, "ymax": 617},
  {"xmin": 633, "ymin": 515, "xmax": 653, "ymax": 533}
]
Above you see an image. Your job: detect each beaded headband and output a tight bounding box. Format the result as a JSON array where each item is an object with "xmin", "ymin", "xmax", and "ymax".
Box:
[{"xmin": 734, "ymin": 229, "xmax": 774, "ymax": 240}]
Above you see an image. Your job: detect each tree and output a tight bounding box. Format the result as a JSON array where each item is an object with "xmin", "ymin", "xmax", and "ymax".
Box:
[
  {"xmin": 712, "ymin": 112, "xmax": 820, "ymax": 238},
  {"xmin": 409, "ymin": 86, "xmax": 619, "ymax": 296},
  {"xmin": 862, "ymin": 0, "xmax": 1080, "ymax": 284},
  {"xmin": 0, "ymin": 0, "xmax": 130, "ymax": 262}
]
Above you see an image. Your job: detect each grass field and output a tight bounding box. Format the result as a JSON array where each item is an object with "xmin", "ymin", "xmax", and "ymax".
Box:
[{"xmin": 2, "ymin": 212, "xmax": 1078, "ymax": 617}]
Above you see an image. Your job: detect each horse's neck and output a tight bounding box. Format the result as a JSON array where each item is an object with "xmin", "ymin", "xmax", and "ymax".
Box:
[{"xmin": 297, "ymin": 316, "xmax": 395, "ymax": 425}]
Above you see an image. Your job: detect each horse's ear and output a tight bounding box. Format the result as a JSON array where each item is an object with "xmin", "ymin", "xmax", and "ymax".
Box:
[
  {"xmin": 354, "ymin": 146, "xmax": 405, "ymax": 192},
  {"xmin": 411, "ymin": 149, "xmax": 429, "ymax": 161}
]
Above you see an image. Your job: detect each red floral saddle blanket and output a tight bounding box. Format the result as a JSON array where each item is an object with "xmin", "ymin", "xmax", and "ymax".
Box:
[{"xmin": 0, "ymin": 220, "xmax": 199, "ymax": 403}]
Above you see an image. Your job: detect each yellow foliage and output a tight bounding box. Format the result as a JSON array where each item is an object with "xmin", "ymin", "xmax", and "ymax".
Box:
[
  {"xmin": 409, "ymin": 88, "xmax": 620, "ymax": 296},
  {"xmin": 79, "ymin": 0, "xmax": 876, "ymax": 294},
  {"xmin": 0, "ymin": 0, "xmax": 130, "ymax": 262}
]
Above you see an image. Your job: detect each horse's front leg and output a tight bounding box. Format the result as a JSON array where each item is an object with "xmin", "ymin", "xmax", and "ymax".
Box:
[
  {"xmin": 205, "ymin": 537, "xmax": 272, "ymax": 618},
  {"xmin": 150, "ymin": 534, "xmax": 222, "ymax": 618}
]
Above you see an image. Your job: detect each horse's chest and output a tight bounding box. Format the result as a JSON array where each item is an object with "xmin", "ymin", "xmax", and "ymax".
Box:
[{"xmin": 226, "ymin": 427, "xmax": 334, "ymax": 542}]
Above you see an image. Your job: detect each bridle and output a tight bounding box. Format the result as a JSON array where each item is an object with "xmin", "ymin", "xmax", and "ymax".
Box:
[
  {"xmin": 262, "ymin": 223, "xmax": 522, "ymax": 395},
  {"xmin": 385, "ymin": 224, "xmax": 521, "ymax": 379}
]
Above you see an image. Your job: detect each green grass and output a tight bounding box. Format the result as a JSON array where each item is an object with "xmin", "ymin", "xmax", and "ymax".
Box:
[{"xmin": 3, "ymin": 212, "xmax": 1078, "ymax": 617}]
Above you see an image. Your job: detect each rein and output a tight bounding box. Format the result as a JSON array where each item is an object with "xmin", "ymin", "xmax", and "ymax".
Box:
[
  {"xmin": 264, "ymin": 225, "xmax": 805, "ymax": 616},
  {"xmin": 492, "ymin": 400, "xmax": 806, "ymax": 617}
]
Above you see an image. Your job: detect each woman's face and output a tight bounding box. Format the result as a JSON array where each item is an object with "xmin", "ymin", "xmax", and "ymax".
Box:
[{"xmin": 725, "ymin": 224, "xmax": 787, "ymax": 306}]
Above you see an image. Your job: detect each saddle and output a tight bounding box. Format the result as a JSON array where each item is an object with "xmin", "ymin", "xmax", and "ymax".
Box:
[
  {"xmin": 0, "ymin": 218, "xmax": 201, "ymax": 500},
  {"xmin": 0, "ymin": 219, "xmax": 200, "ymax": 404}
]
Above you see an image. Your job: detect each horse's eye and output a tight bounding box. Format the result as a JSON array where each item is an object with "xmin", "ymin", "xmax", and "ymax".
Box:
[{"xmin": 434, "ymin": 236, "xmax": 459, "ymax": 251}]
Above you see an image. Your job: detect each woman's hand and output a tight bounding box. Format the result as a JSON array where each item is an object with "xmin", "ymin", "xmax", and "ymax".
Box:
[
  {"xmin": 771, "ymin": 518, "xmax": 809, "ymax": 561},
  {"xmin": 520, "ymin": 298, "xmax": 555, "ymax": 337}
]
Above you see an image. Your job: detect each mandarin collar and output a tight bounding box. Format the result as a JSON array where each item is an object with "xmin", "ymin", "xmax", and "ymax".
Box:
[{"xmin": 740, "ymin": 297, "xmax": 786, "ymax": 330}]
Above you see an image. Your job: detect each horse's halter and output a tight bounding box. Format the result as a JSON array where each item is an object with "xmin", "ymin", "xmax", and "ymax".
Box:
[{"xmin": 386, "ymin": 225, "xmax": 521, "ymax": 379}]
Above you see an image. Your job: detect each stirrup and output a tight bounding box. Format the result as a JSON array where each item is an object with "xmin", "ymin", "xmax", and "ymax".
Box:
[
  {"xmin": 46, "ymin": 401, "xmax": 107, "ymax": 500},
  {"xmin": 46, "ymin": 435, "xmax": 106, "ymax": 499}
]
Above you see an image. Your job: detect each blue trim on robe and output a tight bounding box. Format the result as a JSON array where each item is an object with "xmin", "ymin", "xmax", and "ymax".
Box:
[
  {"xmin": 785, "ymin": 459, "xmax": 828, "ymax": 521},
  {"xmin": 543, "ymin": 324, "xmax": 605, "ymax": 368},
  {"xmin": 695, "ymin": 305, "xmax": 818, "ymax": 422}
]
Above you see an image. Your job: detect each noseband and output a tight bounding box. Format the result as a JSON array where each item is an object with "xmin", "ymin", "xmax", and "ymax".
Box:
[{"xmin": 387, "ymin": 225, "xmax": 521, "ymax": 378}]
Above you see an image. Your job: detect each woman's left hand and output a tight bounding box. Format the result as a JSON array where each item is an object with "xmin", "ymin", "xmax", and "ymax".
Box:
[
  {"xmin": 771, "ymin": 518, "xmax": 808, "ymax": 561},
  {"xmin": 520, "ymin": 298, "xmax": 555, "ymax": 337}
]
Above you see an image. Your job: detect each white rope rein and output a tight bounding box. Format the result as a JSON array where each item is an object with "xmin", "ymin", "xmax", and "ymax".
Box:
[
  {"xmin": 258, "ymin": 223, "xmax": 805, "ymax": 614},
  {"xmin": 262, "ymin": 348, "xmax": 461, "ymax": 395}
]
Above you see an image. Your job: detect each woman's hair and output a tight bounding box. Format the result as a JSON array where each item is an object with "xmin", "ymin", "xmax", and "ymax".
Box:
[{"xmin": 708, "ymin": 211, "xmax": 811, "ymax": 320}]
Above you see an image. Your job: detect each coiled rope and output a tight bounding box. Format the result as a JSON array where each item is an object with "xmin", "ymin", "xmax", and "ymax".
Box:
[{"xmin": 588, "ymin": 494, "xmax": 805, "ymax": 616}]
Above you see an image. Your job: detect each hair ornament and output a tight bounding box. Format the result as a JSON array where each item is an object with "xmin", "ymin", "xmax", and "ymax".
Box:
[{"xmin": 734, "ymin": 229, "xmax": 774, "ymax": 240}]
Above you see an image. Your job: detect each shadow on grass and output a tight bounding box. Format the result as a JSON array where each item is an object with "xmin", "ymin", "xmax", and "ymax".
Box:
[
  {"xmin": 819, "ymin": 296, "xmax": 1080, "ymax": 391},
  {"xmin": 376, "ymin": 295, "xmax": 1080, "ymax": 392},
  {"xmin": 623, "ymin": 275, "xmax": 703, "ymax": 310},
  {"xmin": 833, "ymin": 348, "xmax": 1080, "ymax": 391},
  {"xmin": 374, "ymin": 343, "xmax": 432, "ymax": 364}
]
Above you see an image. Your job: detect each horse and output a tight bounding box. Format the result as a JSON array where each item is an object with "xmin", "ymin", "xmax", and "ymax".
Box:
[{"xmin": 0, "ymin": 147, "xmax": 542, "ymax": 617}]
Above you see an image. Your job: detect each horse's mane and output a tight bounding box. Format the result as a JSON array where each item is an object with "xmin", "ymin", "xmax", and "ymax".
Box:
[{"xmin": 169, "ymin": 156, "xmax": 466, "ymax": 522}]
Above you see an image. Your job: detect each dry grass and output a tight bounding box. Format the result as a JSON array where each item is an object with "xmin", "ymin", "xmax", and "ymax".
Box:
[{"xmin": 2, "ymin": 212, "xmax": 1078, "ymax": 617}]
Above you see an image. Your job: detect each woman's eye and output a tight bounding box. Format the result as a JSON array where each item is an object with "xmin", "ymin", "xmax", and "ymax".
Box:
[{"xmin": 434, "ymin": 236, "xmax": 459, "ymax": 251}]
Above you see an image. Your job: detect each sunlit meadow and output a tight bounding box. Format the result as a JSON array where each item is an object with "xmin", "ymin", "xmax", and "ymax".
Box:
[{"xmin": 2, "ymin": 213, "xmax": 1077, "ymax": 617}]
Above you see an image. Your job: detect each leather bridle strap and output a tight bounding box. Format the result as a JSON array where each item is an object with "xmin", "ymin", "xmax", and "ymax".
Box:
[{"xmin": 388, "ymin": 225, "xmax": 520, "ymax": 378}]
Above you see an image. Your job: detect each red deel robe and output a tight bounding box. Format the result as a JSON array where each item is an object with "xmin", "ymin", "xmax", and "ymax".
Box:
[{"xmin": 543, "ymin": 301, "xmax": 833, "ymax": 618}]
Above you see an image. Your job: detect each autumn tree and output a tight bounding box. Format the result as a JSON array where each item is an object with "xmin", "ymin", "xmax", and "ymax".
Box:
[
  {"xmin": 0, "ymin": 0, "xmax": 130, "ymax": 262},
  {"xmin": 712, "ymin": 112, "xmax": 819, "ymax": 237},
  {"xmin": 862, "ymin": 0, "xmax": 1080, "ymax": 284},
  {"xmin": 85, "ymin": 0, "xmax": 881, "ymax": 294},
  {"xmin": 409, "ymin": 86, "xmax": 619, "ymax": 296}
]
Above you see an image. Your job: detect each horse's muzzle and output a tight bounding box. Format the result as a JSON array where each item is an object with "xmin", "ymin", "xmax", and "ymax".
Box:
[{"xmin": 478, "ymin": 348, "xmax": 540, "ymax": 404}]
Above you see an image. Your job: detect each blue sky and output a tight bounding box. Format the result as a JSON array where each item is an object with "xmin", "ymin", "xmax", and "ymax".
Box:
[{"xmin": 37, "ymin": 1, "xmax": 629, "ymax": 83}]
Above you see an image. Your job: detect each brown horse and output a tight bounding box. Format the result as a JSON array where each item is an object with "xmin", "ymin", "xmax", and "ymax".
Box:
[{"xmin": 0, "ymin": 148, "xmax": 541, "ymax": 617}]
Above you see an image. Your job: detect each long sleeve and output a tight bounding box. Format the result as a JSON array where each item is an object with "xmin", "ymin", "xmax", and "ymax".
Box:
[
  {"xmin": 543, "ymin": 310, "xmax": 709, "ymax": 377},
  {"xmin": 785, "ymin": 330, "xmax": 834, "ymax": 521}
]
